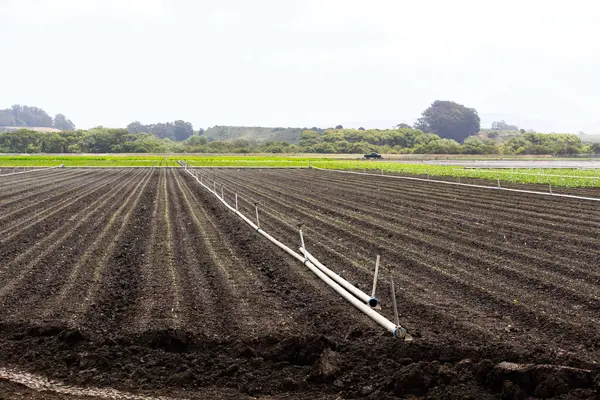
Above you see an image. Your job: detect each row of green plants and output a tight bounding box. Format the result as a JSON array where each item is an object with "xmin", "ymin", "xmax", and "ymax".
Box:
[{"xmin": 304, "ymin": 161, "xmax": 600, "ymax": 188}]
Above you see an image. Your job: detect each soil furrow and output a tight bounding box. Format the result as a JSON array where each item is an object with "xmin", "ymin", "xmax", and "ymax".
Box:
[
  {"xmin": 40, "ymin": 168, "xmax": 154, "ymax": 322},
  {"xmin": 133, "ymin": 168, "xmax": 183, "ymax": 330},
  {"xmin": 1, "ymin": 169, "xmax": 148, "ymax": 322},
  {"xmin": 79, "ymin": 169, "xmax": 158, "ymax": 332},
  {"xmin": 176, "ymin": 170, "xmax": 309, "ymax": 336},
  {"xmin": 0, "ymin": 169, "xmax": 124, "ymax": 241},
  {"xmin": 220, "ymin": 173, "xmax": 600, "ymax": 307},
  {"xmin": 239, "ymin": 169, "xmax": 600, "ymax": 228},
  {"xmin": 0, "ymin": 170, "xmax": 97, "ymax": 215},
  {"xmin": 181, "ymin": 171, "xmax": 377, "ymax": 336},
  {"xmin": 0, "ymin": 170, "xmax": 146, "ymax": 308},
  {"xmin": 224, "ymin": 169, "xmax": 600, "ymax": 265}
]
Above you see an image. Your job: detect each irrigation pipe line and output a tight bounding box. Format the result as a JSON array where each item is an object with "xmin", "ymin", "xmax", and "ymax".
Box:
[
  {"xmin": 182, "ymin": 166, "xmax": 411, "ymax": 340},
  {"xmin": 0, "ymin": 164, "xmax": 64, "ymax": 177},
  {"xmin": 309, "ymin": 166, "xmax": 600, "ymax": 203},
  {"xmin": 299, "ymin": 248, "xmax": 380, "ymax": 308}
]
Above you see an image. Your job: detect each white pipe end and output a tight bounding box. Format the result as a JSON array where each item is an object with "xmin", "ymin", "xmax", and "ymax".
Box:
[
  {"xmin": 394, "ymin": 326, "xmax": 413, "ymax": 341},
  {"xmin": 368, "ymin": 297, "xmax": 380, "ymax": 308}
]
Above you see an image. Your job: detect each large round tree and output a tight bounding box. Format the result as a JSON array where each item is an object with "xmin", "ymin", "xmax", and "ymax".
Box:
[{"xmin": 414, "ymin": 100, "xmax": 480, "ymax": 143}]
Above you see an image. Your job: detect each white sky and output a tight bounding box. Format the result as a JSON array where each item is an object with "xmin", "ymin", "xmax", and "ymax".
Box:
[{"xmin": 1, "ymin": 0, "xmax": 599, "ymax": 133}]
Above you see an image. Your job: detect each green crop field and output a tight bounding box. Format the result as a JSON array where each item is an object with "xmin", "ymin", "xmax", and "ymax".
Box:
[
  {"xmin": 0, "ymin": 155, "xmax": 181, "ymax": 167},
  {"xmin": 307, "ymin": 160, "xmax": 600, "ymax": 187},
  {"xmin": 0, "ymin": 154, "xmax": 336, "ymax": 167},
  {"xmin": 2, "ymin": 154, "xmax": 600, "ymax": 187}
]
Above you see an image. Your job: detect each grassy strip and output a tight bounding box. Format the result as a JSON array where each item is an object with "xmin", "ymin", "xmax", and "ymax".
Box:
[
  {"xmin": 0, "ymin": 155, "xmax": 327, "ymax": 167},
  {"xmin": 309, "ymin": 161, "xmax": 600, "ymax": 187},
  {"xmin": 0, "ymin": 155, "xmax": 183, "ymax": 167},
  {"xmin": 2, "ymin": 155, "xmax": 600, "ymax": 187}
]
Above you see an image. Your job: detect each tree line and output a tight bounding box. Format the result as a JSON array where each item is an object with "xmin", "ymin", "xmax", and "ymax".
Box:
[
  {"xmin": 0, "ymin": 126, "xmax": 594, "ymax": 155},
  {"xmin": 0, "ymin": 101, "xmax": 593, "ymax": 155}
]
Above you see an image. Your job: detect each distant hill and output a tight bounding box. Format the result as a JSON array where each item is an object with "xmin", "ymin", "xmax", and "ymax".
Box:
[
  {"xmin": 203, "ymin": 126, "xmax": 303, "ymax": 144},
  {"xmin": 0, "ymin": 105, "xmax": 75, "ymax": 131},
  {"xmin": 578, "ymin": 133, "xmax": 600, "ymax": 143}
]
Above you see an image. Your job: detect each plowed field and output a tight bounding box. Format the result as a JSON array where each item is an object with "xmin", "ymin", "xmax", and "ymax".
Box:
[{"xmin": 0, "ymin": 167, "xmax": 598, "ymax": 399}]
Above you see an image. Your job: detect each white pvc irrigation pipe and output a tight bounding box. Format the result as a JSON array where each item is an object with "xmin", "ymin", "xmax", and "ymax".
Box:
[
  {"xmin": 299, "ymin": 248, "xmax": 379, "ymax": 308},
  {"xmin": 0, "ymin": 164, "xmax": 64, "ymax": 177},
  {"xmin": 182, "ymin": 166, "xmax": 410, "ymax": 339},
  {"xmin": 310, "ymin": 166, "xmax": 600, "ymax": 202}
]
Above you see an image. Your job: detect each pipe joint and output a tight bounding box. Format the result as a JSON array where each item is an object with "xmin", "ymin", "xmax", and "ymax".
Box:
[{"xmin": 393, "ymin": 326, "xmax": 413, "ymax": 341}]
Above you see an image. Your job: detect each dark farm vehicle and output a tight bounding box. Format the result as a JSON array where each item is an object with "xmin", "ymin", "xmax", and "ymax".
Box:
[{"xmin": 364, "ymin": 152, "xmax": 382, "ymax": 159}]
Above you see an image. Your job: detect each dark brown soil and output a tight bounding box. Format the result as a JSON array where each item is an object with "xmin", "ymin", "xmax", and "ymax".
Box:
[{"xmin": 0, "ymin": 168, "xmax": 598, "ymax": 399}]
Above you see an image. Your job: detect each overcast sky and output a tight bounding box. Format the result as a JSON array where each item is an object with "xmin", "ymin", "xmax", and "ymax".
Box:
[{"xmin": 1, "ymin": 0, "xmax": 599, "ymax": 133}]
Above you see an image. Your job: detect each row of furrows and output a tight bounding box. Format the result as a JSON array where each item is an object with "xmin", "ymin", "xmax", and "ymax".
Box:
[
  {"xmin": 58, "ymin": 167, "xmax": 362, "ymax": 337},
  {"xmin": 202, "ymin": 170, "xmax": 514, "ymax": 349},
  {"xmin": 192, "ymin": 169, "xmax": 507, "ymax": 341},
  {"xmin": 0, "ymin": 168, "xmax": 67, "ymax": 187},
  {"xmin": 0, "ymin": 167, "xmax": 355, "ymax": 339},
  {"xmin": 213, "ymin": 169, "xmax": 600, "ymax": 301},
  {"xmin": 114, "ymin": 167, "xmax": 360, "ymax": 337},
  {"xmin": 45, "ymin": 168, "xmax": 156, "ymax": 325},
  {"xmin": 202, "ymin": 168, "xmax": 600, "ymax": 257},
  {"xmin": 0, "ymin": 170, "xmax": 100, "ymax": 220},
  {"xmin": 177, "ymin": 170, "xmax": 375, "ymax": 336},
  {"xmin": 214, "ymin": 169, "xmax": 600, "ymax": 279},
  {"xmin": 172, "ymin": 168, "xmax": 266, "ymax": 336},
  {"xmin": 290, "ymin": 169, "xmax": 600, "ymax": 229},
  {"xmin": 380, "ymin": 169, "xmax": 600, "ymax": 197},
  {"xmin": 73, "ymin": 168, "xmax": 159, "ymax": 333},
  {"xmin": 166, "ymin": 168, "xmax": 238, "ymax": 336},
  {"xmin": 0, "ymin": 169, "xmax": 84, "ymax": 201},
  {"xmin": 269, "ymin": 170, "xmax": 600, "ymax": 252},
  {"xmin": 0, "ymin": 169, "xmax": 141, "ymax": 273},
  {"xmin": 206, "ymin": 169, "xmax": 600, "ymax": 291},
  {"xmin": 0, "ymin": 169, "xmax": 125, "ymax": 243},
  {"xmin": 221, "ymin": 169, "xmax": 600, "ymax": 307},
  {"xmin": 0, "ymin": 168, "xmax": 151, "ymax": 322},
  {"xmin": 0, "ymin": 168, "xmax": 92, "ymax": 194},
  {"xmin": 197, "ymin": 168, "xmax": 600, "ymax": 364},
  {"xmin": 225, "ymin": 169, "xmax": 600, "ymax": 291},
  {"xmin": 131, "ymin": 167, "xmax": 183, "ymax": 330},
  {"xmin": 0, "ymin": 169, "xmax": 88, "ymax": 200},
  {"xmin": 119, "ymin": 166, "xmax": 238, "ymax": 335}
]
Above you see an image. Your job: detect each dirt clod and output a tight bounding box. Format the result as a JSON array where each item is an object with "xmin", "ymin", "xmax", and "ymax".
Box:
[
  {"xmin": 534, "ymin": 378, "xmax": 569, "ymax": 398},
  {"xmin": 489, "ymin": 361, "xmax": 593, "ymax": 395},
  {"xmin": 384, "ymin": 361, "xmax": 439, "ymax": 396},
  {"xmin": 310, "ymin": 348, "xmax": 341, "ymax": 382},
  {"xmin": 501, "ymin": 380, "xmax": 526, "ymax": 400},
  {"xmin": 280, "ymin": 376, "xmax": 299, "ymax": 391}
]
